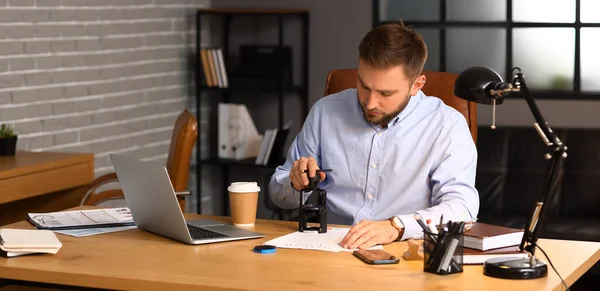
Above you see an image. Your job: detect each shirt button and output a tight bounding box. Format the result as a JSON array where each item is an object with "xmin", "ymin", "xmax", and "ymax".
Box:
[
  {"xmin": 371, "ymin": 163, "xmax": 377, "ymax": 168},
  {"xmin": 367, "ymin": 194, "xmax": 373, "ymax": 200},
  {"xmin": 377, "ymin": 132, "xmax": 382, "ymax": 136}
]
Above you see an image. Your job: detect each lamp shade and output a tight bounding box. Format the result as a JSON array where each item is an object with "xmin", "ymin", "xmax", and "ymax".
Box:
[{"xmin": 453, "ymin": 66, "xmax": 505, "ymax": 105}]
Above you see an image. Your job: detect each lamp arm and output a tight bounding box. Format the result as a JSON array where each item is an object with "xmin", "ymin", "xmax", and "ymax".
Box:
[
  {"xmin": 512, "ymin": 71, "xmax": 567, "ymax": 156},
  {"xmin": 512, "ymin": 71, "xmax": 568, "ymax": 260}
]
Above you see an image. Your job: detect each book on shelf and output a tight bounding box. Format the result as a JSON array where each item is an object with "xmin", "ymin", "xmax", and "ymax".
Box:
[
  {"xmin": 463, "ymin": 245, "xmax": 529, "ymax": 265},
  {"xmin": 463, "ymin": 222, "xmax": 524, "ymax": 251},
  {"xmin": 215, "ymin": 48, "xmax": 228, "ymax": 88},
  {"xmin": 255, "ymin": 129, "xmax": 275, "ymax": 165},
  {"xmin": 199, "ymin": 48, "xmax": 212, "ymax": 87},
  {"xmin": 199, "ymin": 47, "xmax": 228, "ymax": 88},
  {"xmin": 255, "ymin": 122, "xmax": 291, "ymax": 166}
]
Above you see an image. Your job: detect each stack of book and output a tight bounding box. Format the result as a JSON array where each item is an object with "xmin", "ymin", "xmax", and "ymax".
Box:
[
  {"xmin": 404, "ymin": 220, "xmax": 528, "ymax": 265},
  {"xmin": 199, "ymin": 47, "xmax": 228, "ymax": 88},
  {"xmin": 0, "ymin": 229, "xmax": 62, "ymax": 258},
  {"xmin": 462, "ymin": 222, "xmax": 527, "ymax": 264}
]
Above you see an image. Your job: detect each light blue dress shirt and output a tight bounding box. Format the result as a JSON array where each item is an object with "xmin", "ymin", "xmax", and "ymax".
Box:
[{"xmin": 269, "ymin": 88, "xmax": 479, "ymax": 240}]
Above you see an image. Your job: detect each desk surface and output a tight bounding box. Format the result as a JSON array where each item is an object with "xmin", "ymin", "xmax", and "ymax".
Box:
[
  {"xmin": 1, "ymin": 213, "xmax": 599, "ymax": 291},
  {"xmin": 0, "ymin": 151, "xmax": 93, "ymax": 180}
]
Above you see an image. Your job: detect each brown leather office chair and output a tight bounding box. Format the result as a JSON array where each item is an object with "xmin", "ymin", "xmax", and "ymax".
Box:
[
  {"xmin": 81, "ymin": 109, "xmax": 198, "ymax": 212},
  {"xmin": 324, "ymin": 69, "xmax": 477, "ymax": 143}
]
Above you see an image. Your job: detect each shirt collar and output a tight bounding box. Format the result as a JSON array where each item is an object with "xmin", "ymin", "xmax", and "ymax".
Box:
[{"xmin": 389, "ymin": 90, "xmax": 424, "ymax": 127}]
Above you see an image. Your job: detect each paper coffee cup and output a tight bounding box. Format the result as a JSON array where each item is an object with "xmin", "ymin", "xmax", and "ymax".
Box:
[{"xmin": 228, "ymin": 182, "xmax": 260, "ymax": 226}]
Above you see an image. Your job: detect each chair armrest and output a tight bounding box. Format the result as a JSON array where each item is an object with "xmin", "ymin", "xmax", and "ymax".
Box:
[
  {"xmin": 175, "ymin": 190, "xmax": 191, "ymax": 202},
  {"xmin": 80, "ymin": 172, "xmax": 120, "ymax": 206},
  {"xmin": 89, "ymin": 172, "xmax": 119, "ymax": 187}
]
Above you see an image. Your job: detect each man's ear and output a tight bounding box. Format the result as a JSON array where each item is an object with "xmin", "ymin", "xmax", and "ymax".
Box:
[{"xmin": 410, "ymin": 75, "xmax": 426, "ymax": 96}]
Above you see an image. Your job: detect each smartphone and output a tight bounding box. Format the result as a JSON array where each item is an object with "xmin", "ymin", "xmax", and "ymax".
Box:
[{"xmin": 353, "ymin": 250, "xmax": 399, "ymax": 265}]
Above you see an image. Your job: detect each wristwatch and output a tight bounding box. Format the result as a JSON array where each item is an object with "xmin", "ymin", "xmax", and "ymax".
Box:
[{"xmin": 389, "ymin": 216, "xmax": 405, "ymax": 242}]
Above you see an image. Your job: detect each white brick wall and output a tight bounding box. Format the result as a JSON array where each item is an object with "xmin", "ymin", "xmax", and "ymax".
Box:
[{"xmin": 0, "ymin": 0, "xmax": 210, "ymax": 212}]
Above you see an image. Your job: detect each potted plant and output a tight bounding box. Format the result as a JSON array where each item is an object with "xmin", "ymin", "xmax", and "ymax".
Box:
[{"xmin": 0, "ymin": 123, "xmax": 17, "ymax": 156}]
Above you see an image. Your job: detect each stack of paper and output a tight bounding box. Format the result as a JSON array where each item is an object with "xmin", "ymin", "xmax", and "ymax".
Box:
[
  {"xmin": 27, "ymin": 208, "xmax": 135, "ymax": 230},
  {"xmin": 263, "ymin": 227, "xmax": 384, "ymax": 253},
  {"xmin": 0, "ymin": 229, "xmax": 62, "ymax": 258},
  {"xmin": 55, "ymin": 225, "xmax": 137, "ymax": 238}
]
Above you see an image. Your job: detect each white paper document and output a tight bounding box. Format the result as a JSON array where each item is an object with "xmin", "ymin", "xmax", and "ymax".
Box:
[
  {"xmin": 263, "ymin": 227, "xmax": 384, "ymax": 253},
  {"xmin": 28, "ymin": 208, "xmax": 135, "ymax": 230},
  {"xmin": 54, "ymin": 226, "xmax": 137, "ymax": 237}
]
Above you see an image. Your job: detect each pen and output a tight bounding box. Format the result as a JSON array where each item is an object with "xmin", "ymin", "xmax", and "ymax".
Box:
[
  {"xmin": 303, "ymin": 169, "xmax": 332, "ymax": 173},
  {"xmin": 413, "ymin": 214, "xmax": 435, "ymax": 242},
  {"xmin": 426, "ymin": 219, "xmax": 438, "ymax": 234},
  {"xmin": 437, "ymin": 214, "xmax": 443, "ymax": 235}
]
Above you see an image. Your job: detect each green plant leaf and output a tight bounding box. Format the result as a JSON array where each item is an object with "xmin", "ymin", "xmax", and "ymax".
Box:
[{"xmin": 0, "ymin": 123, "xmax": 16, "ymax": 137}]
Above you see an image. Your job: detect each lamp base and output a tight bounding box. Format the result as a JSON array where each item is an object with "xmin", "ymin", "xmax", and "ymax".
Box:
[{"xmin": 483, "ymin": 256, "xmax": 547, "ymax": 279}]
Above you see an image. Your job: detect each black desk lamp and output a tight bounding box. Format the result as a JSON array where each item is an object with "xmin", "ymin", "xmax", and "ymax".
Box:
[{"xmin": 453, "ymin": 66, "xmax": 568, "ymax": 279}]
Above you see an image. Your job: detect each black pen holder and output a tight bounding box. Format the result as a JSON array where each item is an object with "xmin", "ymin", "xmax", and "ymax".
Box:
[{"xmin": 423, "ymin": 230, "xmax": 464, "ymax": 275}]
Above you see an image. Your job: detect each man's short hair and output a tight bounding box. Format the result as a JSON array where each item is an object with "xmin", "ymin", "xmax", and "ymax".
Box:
[{"xmin": 359, "ymin": 20, "xmax": 428, "ymax": 83}]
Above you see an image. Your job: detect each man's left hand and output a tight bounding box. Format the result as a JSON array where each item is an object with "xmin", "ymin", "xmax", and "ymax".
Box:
[{"xmin": 340, "ymin": 220, "xmax": 400, "ymax": 250}]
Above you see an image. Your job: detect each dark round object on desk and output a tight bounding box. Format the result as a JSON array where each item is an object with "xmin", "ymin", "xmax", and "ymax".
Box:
[
  {"xmin": 483, "ymin": 257, "xmax": 547, "ymax": 279},
  {"xmin": 253, "ymin": 245, "xmax": 276, "ymax": 254}
]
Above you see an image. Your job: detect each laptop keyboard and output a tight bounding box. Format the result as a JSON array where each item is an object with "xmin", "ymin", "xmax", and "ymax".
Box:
[{"xmin": 187, "ymin": 224, "xmax": 228, "ymax": 239}]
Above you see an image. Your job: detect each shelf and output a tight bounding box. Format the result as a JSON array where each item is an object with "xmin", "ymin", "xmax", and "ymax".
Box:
[
  {"xmin": 197, "ymin": 8, "xmax": 309, "ymax": 15},
  {"xmin": 195, "ymin": 8, "xmax": 309, "ymax": 215},
  {"xmin": 198, "ymin": 158, "xmax": 281, "ymax": 169}
]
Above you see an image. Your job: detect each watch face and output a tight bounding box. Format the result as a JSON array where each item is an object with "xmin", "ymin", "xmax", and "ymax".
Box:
[{"xmin": 392, "ymin": 217, "xmax": 403, "ymax": 228}]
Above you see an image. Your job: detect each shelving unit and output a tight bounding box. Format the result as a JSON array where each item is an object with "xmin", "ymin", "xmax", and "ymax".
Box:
[{"xmin": 195, "ymin": 8, "xmax": 310, "ymax": 215}]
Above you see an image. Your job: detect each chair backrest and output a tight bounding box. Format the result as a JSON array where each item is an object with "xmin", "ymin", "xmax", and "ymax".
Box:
[
  {"xmin": 81, "ymin": 110, "xmax": 198, "ymax": 212},
  {"xmin": 166, "ymin": 109, "xmax": 198, "ymax": 211},
  {"xmin": 166, "ymin": 109, "xmax": 198, "ymax": 193},
  {"xmin": 324, "ymin": 69, "xmax": 477, "ymax": 143}
]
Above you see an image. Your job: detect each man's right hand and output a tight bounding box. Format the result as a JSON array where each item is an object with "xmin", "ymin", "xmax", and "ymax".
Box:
[{"xmin": 290, "ymin": 157, "xmax": 326, "ymax": 191}]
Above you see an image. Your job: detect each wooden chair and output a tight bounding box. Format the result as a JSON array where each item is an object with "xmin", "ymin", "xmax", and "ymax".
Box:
[
  {"xmin": 80, "ymin": 109, "xmax": 198, "ymax": 212},
  {"xmin": 324, "ymin": 69, "xmax": 478, "ymax": 143}
]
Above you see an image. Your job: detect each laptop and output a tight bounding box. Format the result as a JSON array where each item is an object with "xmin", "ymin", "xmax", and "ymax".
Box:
[{"xmin": 109, "ymin": 154, "xmax": 265, "ymax": 245}]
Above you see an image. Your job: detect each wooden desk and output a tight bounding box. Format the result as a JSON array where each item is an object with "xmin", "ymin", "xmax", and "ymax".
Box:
[
  {"xmin": 1, "ymin": 213, "xmax": 599, "ymax": 291},
  {"xmin": 0, "ymin": 151, "xmax": 94, "ymax": 226}
]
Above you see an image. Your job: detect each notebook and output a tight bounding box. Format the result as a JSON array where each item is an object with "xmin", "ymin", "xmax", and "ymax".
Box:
[
  {"xmin": 0, "ymin": 229, "xmax": 62, "ymax": 258},
  {"xmin": 463, "ymin": 223, "xmax": 524, "ymax": 251},
  {"xmin": 463, "ymin": 245, "xmax": 528, "ymax": 264}
]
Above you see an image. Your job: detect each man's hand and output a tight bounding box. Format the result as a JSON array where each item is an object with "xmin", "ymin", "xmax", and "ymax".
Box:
[
  {"xmin": 290, "ymin": 157, "xmax": 326, "ymax": 191},
  {"xmin": 340, "ymin": 220, "xmax": 400, "ymax": 250}
]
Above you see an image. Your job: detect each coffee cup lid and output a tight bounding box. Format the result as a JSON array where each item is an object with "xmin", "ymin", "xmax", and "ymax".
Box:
[{"xmin": 228, "ymin": 182, "xmax": 260, "ymax": 193}]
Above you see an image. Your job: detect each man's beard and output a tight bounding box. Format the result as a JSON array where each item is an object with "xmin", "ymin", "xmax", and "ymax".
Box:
[{"xmin": 361, "ymin": 93, "xmax": 411, "ymax": 127}]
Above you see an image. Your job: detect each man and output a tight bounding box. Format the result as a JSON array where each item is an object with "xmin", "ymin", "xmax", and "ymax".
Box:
[{"xmin": 269, "ymin": 21, "xmax": 479, "ymax": 250}]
